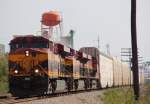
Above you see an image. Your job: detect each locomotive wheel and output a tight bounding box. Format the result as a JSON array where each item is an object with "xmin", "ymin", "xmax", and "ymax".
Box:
[
  {"xmin": 66, "ymin": 78, "xmax": 73, "ymax": 91},
  {"xmin": 89, "ymin": 80, "xmax": 92, "ymax": 89},
  {"xmin": 84, "ymin": 80, "xmax": 87, "ymax": 90},
  {"xmin": 74, "ymin": 80, "xmax": 79, "ymax": 90},
  {"xmin": 51, "ymin": 80, "xmax": 57, "ymax": 93},
  {"xmin": 47, "ymin": 82, "xmax": 52, "ymax": 94},
  {"xmin": 96, "ymin": 79, "xmax": 101, "ymax": 89},
  {"xmin": 84, "ymin": 79, "xmax": 89, "ymax": 90}
]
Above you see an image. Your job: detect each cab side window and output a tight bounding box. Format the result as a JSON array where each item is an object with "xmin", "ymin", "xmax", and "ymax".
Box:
[{"xmin": 10, "ymin": 43, "xmax": 17, "ymax": 51}]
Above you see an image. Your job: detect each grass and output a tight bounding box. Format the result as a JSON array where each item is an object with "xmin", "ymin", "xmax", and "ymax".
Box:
[
  {"xmin": 100, "ymin": 84, "xmax": 150, "ymax": 104},
  {"xmin": 0, "ymin": 76, "xmax": 9, "ymax": 94},
  {"xmin": 139, "ymin": 83, "xmax": 150, "ymax": 104},
  {"xmin": 100, "ymin": 87, "xmax": 137, "ymax": 104}
]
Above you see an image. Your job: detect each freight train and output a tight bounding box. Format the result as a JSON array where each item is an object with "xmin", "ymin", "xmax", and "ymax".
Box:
[{"xmin": 8, "ymin": 35, "xmax": 133, "ymax": 97}]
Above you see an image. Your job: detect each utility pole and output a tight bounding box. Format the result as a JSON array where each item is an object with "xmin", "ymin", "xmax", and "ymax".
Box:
[
  {"xmin": 106, "ymin": 44, "xmax": 110, "ymax": 55},
  {"xmin": 131, "ymin": 0, "xmax": 140, "ymax": 100},
  {"xmin": 69, "ymin": 29, "xmax": 75, "ymax": 48},
  {"xmin": 97, "ymin": 35, "xmax": 100, "ymax": 49}
]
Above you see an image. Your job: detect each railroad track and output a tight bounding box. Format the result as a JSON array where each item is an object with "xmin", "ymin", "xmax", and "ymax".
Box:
[{"xmin": 0, "ymin": 88, "xmax": 100, "ymax": 104}]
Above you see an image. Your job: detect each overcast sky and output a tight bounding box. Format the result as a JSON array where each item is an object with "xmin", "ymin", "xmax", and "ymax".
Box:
[{"xmin": 0, "ymin": 0, "xmax": 150, "ymax": 61}]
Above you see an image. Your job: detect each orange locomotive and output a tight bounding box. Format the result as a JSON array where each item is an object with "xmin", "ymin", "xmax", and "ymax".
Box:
[{"xmin": 8, "ymin": 35, "xmax": 100, "ymax": 97}]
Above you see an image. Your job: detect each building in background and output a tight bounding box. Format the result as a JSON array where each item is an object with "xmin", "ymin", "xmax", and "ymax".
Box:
[
  {"xmin": 60, "ymin": 30, "xmax": 74, "ymax": 48},
  {"xmin": 0, "ymin": 44, "xmax": 5, "ymax": 53}
]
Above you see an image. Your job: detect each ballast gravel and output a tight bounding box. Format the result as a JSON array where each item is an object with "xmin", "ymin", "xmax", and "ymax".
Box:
[{"xmin": 18, "ymin": 90, "xmax": 104, "ymax": 104}]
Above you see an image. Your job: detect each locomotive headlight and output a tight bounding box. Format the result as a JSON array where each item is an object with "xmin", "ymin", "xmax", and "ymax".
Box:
[
  {"xmin": 25, "ymin": 51, "xmax": 29, "ymax": 56},
  {"xmin": 14, "ymin": 70, "xmax": 18, "ymax": 74},
  {"xmin": 35, "ymin": 69, "xmax": 39, "ymax": 73}
]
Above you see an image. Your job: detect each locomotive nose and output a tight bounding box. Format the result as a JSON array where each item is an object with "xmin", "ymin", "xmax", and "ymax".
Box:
[
  {"xmin": 22, "ymin": 50, "xmax": 39, "ymax": 73},
  {"xmin": 18, "ymin": 50, "xmax": 37, "ymax": 74},
  {"xmin": 22, "ymin": 56, "xmax": 33, "ymax": 73}
]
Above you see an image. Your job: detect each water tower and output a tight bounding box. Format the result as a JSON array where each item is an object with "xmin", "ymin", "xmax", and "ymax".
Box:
[{"xmin": 41, "ymin": 11, "xmax": 63, "ymax": 41}]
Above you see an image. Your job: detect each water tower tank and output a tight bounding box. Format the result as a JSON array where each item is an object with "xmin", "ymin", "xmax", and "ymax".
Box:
[{"xmin": 42, "ymin": 11, "xmax": 61, "ymax": 26}]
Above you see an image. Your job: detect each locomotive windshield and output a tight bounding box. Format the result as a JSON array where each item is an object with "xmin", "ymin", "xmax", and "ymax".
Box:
[
  {"xmin": 10, "ymin": 42, "xmax": 48, "ymax": 49},
  {"xmin": 10, "ymin": 36, "xmax": 49, "ymax": 51}
]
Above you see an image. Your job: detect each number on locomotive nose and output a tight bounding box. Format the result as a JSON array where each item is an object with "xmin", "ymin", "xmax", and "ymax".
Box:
[{"xmin": 25, "ymin": 77, "xmax": 30, "ymax": 81}]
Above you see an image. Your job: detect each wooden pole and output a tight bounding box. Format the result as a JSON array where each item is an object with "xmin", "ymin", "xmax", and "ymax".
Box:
[{"xmin": 131, "ymin": 0, "xmax": 140, "ymax": 100}]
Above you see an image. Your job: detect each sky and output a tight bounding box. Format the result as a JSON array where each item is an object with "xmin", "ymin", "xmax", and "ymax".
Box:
[{"xmin": 0, "ymin": 0, "xmax": 150, "ymax": 61}]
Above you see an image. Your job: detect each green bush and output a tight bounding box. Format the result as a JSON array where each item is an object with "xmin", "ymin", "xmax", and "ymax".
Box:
[{"xmin": 0, "ymin": 53, "xmax": 8, "ymax": 93}]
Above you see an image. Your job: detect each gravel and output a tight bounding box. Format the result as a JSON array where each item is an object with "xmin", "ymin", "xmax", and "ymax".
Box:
[{"xmin": 18, "ymin": 90, "xmax": 104, "ymax": 104}]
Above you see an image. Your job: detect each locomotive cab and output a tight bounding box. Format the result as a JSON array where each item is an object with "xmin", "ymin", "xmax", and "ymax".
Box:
[{"xmin": 8, "ymin": 35, "xmax": 49, "ymax": 97}]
